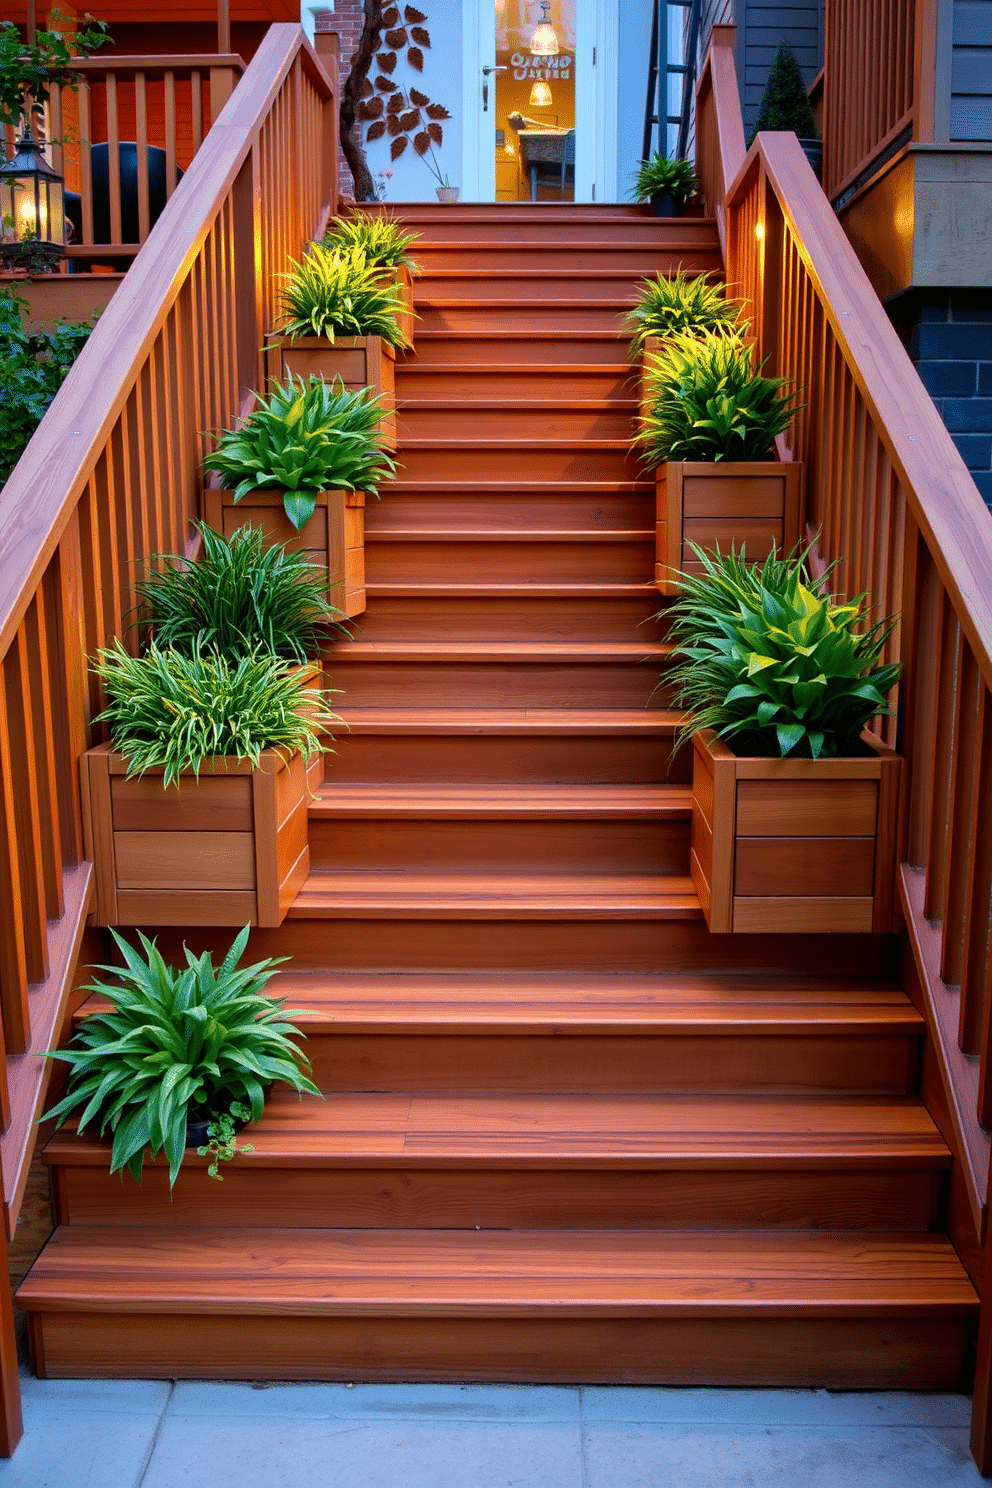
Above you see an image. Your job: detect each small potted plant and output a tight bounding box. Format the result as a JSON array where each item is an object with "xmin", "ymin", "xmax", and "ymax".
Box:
[
  {"xmin": 749, "ymin": 41, "xmax": 822, "ymax": 180},
  {"xmin": 267, "ymin": 246, "xmax": 409, "ymax": 450},
  {"xmin": 323, "ymin": 210, "xmax": 421, "ymax": 347},
  {"xmin": 201, "ymin": 373, "xmax": 397, "ymax": 618},
  {"xmin": 668, "ymin": 544, "xmax": 902, "ymax": 934},
  {"xmin": 81, "ymin": 642, "xmax": 336, "ymax": 928},
  {"xmin": 631, "ymin": 152, "xmax": 697, "ymax": 217},
  {"xmin": 42, "ymin": 925, "xmax": 320, "ymax": 1187},
  {"xmin": 636, "ymin": 329, "xmax": 804, "ymax": 593}
]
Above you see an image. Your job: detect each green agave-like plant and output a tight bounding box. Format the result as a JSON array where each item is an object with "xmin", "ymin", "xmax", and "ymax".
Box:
[
  {"xmin": 636, "ymin": 328, "xmax": 802, "ymax": 466},
  {"xmin": 631, "ymin": 152, "xmax": 697, "ymax": 201},
  {"xmin": 622, "ymin": 268, "xmax": 745, "ymax": 359},
  {"xmin": 92, "ymin": 640, "xmax": 337, "ymax": 787},
  {"xmin": 135, "ymin": 523, "xmax": 347, "ymax": 662},
  {"xmin": 43, "ymin": 925, "xmax": 320, "ymax": 1186},
  {"xmin": 202, "ymin": 373, "xmax": 397, "ymax": 531},
  {"xmin": 278, "ymin": 244, "xmax": 409, "ymax": 346},
  {"xmin": 667, "ymin": 543, "xmax": 902, "ymax": 759},
  {"xmin": 323, "ymin": 210, "xmax": 421, "ymax": 271}
]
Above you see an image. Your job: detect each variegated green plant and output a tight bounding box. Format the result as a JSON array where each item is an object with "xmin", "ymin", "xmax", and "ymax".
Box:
[
  {"xmin": 278, "ymin": 244, "xmax": 409, "ymax": 346},
  {"xmin": 622, "ymin": 269, "xmax": 745, "ymax": 359},
  {"xmin": 42, "ymin": 926, "xmax": 320, "ymax": 1186},
  {"xmin": 323, "ymin": 210, "xmax": 421, "ymax": 271},
  {"xmin": 666, "ymin": 544, "xmax": 901, "ymax": 759}
]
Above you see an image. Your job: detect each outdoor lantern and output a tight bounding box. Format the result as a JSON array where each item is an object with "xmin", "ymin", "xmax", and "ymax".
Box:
[
  {"xmin": 529, "ymin": 1, "xmax": 559, "ymax": 55},
  {"xmin": 529, "ymin": 79, "xmax": 554, "ymax": 107},
  {"xmin": 0, "ymin": 130, "xmax": 67, "ymax": 271}
]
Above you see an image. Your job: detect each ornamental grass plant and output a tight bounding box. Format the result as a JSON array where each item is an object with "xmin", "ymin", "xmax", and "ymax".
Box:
[
  {"xmin": 43, "ymin": 925, "xmax": 320, "ymax": 1186},
  {"xmin": 631, "ymin": 152, "xmax": 697, "ymax": 203},
  {"xmin": 622, "ymin": 268, "xmax": 745, "ymax": 359},
  {"xmin": 278, "ymin": 244, "xmax": 409, "ymax": 346},
  {"xmin": 637, "ymin": 329, "xmax": 802, "ymax": 466},
  {"xmin": 666, "ymin": 543, "xmax": 901, "ymax": 760},
  {"xmin": 323, "ymin": 210, "xmax": 421, "ymax": 272}
]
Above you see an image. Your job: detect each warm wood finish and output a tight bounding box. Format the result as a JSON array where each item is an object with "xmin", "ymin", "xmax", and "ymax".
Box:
[
  {"xmin": 823, "ymin": 0, "xmax": 919, "ymax": 202},
  {"xmin": 266, "ymin": 335, "xmax": 397, "ymax": 451},
  {"xmin": 654, "ymin": 459, "xmax": 803, "ymax": 594}
]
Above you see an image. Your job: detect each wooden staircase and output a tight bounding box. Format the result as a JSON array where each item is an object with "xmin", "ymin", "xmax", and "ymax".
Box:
[{"xmin": 17, "ymin": 204, "xmax": 978, "ymax": 1387}]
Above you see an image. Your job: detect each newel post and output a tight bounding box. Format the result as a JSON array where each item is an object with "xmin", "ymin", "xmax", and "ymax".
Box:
[{"xmin": 314, "ymin": 23, "xmax": 341, "ymax": 220}]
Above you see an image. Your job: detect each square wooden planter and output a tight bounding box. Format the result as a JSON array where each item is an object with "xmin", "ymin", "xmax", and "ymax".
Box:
[
  {"xmin": 265, "ymin": 333, "xmax": 397, "ymax": 452},
  {"xmin": 202, "ymin": 485, "xmax": 366, "ymax": 619},
  {"xmin": 690, "ymin": 729, "xmax": 901, "ymax": 935},
  {"xmin": 655, "ymin": 459, "xmax": 804, "ymax": 596},
  {"xmin": 81, "ymin": 744, "xmax": 311, "ymax": 929}
]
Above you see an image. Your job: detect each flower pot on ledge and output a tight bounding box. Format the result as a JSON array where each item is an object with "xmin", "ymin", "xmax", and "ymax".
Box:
[
  {"xmin": 201, "ymin": 485, "xmax": 366, "ymax": 620},
  {"xmin": 265, "ymin": 334, "xmax": 397, "ymax": 452},
  {"xmin": 690, "ymin": 728, "xmax": 901, "ymax": 935}
]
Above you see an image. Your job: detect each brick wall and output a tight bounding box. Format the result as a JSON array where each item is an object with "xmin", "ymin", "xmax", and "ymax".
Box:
[
  {"xmin": 314, "ymin": 2, "xmax": 367, "ymax": 200},
  {"xmin": 910, "ymin": 293, "xmax": 992, "ymax": 509}
]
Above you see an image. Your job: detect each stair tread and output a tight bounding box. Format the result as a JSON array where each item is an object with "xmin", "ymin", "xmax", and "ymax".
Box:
[
  {"xmin": 384, "ymin": 481, "xmax": 654, "ymax": 493},
  {"xmin": 396, "ymin": 400, "xmax": 639, "ymax": 410},
  {"xmin": 44, "ymin": 1092, "xmax": 950, "ymax": 1170},
  {"xmin": 366, "ymin": 585, "xmax": 660, "ymax": 598},
  {"xmin": 310, "ymin": 783, "xmax": 687, "ymax": 818},
  {"xmin": 364, "ymin": 530, "xmax": 653, "ymax": 543},
  {"xmin": 397, "ymin": 364, "xmax": 634, "ymax": 375},
  {"xmin": 334, "ymin": 707, "xmax": 678, "ymax": 734},
  {"xmin": 325, "ymin": 642, "xmax": 669, "ymax": 662},
  {"xmin": 19, "ymin": 1228, "xmax": 976, "ymax": 1315},
  {"xmin": 289, "ymin": 871, "xmax": 701, "ymax": 920}
]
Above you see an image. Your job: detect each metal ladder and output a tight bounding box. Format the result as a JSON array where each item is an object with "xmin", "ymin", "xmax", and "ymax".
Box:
[{"xmin": 642, "ymin": 0, "xmax": 702, "ymax": 162}]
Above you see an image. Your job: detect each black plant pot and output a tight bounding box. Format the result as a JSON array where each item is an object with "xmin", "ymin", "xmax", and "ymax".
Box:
[
  {"xmin": 797, "ymin": 138, "xmax": 823, "ymax": 182},
  {"xmin": 185, "ymin": 1107, "xmax": 249, "ymax": 1149},
  {"xmin": 649, "ymin": 189, "xmax": 681, "ymax": 218}
]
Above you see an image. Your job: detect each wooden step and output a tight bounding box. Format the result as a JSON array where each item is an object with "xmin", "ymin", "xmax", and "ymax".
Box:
[
  {"xmin": 364, "ymin": 532, "xmax": 653, "ymax": 587},
  {"xmin": 348, "ymin": 594, "xmax": 668, "ymax": 645},
  {"xmin": 369, "ymin": 484, "xmax": 655, "ymax": 537},
  {"xmin": 413, "ymin": 245, "xmax": 720, "ymax": 274},
  {"xmin": 413, "ymin": 271, "xmax": 661, "ymax": 302},
  {"xmin": 407, "ymin": 332, "xmax": 631, "ymax": 365},
  {"xmin": 395, "ymin": 440, "xmax": 642, "ymax": 484},
  {"xmin": 416, "ymin": 300, "xmax": 633, "ymax": 335},
  {"xmin": 310, "ymin": 782, "xmax": 684, "ymax": 818},
  {"xmin": 395, "ymin": 400, "xmax": 637, "ymax": 441},
  {"xmin": 20, "ymin": 1227, "xmax": 976, "ymax": 1386},
  {"xmin": 393, "ymin": 363, "xmax": 636, "ymax": 400}
]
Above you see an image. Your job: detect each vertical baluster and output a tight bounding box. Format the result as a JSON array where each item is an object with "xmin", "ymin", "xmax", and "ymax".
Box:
[
  {"xmin": 78, "ymin": 81, "xmax": 94, "ymax": 247},
  {"xmin": 191, "ymin": 71, "xmax": 203, "ymax": 153},
  {"xmin": 941, "ymin": 637, "xmax": 982, "ymax": 989},
  {"xmin": 135, "ymin": 72, "xmax": 150, "ymax": 243},
  {"xmin": 925, "ymin": 589, "xmax": 961, "ymax": 921},
  {"xmin": 164, "ymin": 72, "xmax": 178, "ymax": 195},
  {"xmin": 91, "ymin": 450, "xmax": 125, "ymax": 648},
  {"xmin": 2, "ymin": 633, "xmax": 48, "ymax": 987},
  {"xmin": 106, "ymin": 73, "xmax": 122, "ymax": 245},
  {"xmin": 43, "ymin": 546, "xmax": 86, "ymax": 868},
  {"xmin": 962, "ymin": 686, "xmax": 992, "ymax": 1060},
  {"xmin": 0, "ymin": 689, "xmax": 30, "ymax": 1055},
  {"xmin": 22, "ymin": 595, "xmax": 63, "ymax": 921}
]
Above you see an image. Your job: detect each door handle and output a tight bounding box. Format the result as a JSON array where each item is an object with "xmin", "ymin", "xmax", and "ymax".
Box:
[{"xmin": 481, "ymin": 64, "xmax": 507, "ymax": 112}]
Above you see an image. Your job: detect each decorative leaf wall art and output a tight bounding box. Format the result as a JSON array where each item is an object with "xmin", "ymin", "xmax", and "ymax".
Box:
[{"xmin": 360, "ymin": 2, "xmax": 451, "ymax": 175}]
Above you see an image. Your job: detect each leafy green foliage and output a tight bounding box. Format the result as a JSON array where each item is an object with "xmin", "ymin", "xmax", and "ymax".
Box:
[
  {"xmin": 622, "ymin": 269, "xmax": 745, "ymax": 359},
  {"xmin": 92, "ymin": 641, "xmax": 337, "ymax": 787},
  {"xmin": 196, "ymin": 1100, "xmax": 254, "ymax": 1181},
  {"xmin": 749, "ymin": 40, "xmax": 819, "ymax": 146},
  {"xmin": 202, "ymin": 373, "xmax": 397, "ymax": 531},
  {"xmin": 0, "ymin": 290, "xmax": 93, "ymax": 490},
  {"xmin": 636, "ymin": 329, "xmax": 801, "ymax": 465},
  {"xmin": 136, "ymin": 523, "xmax": 347, "ymax": 663},
  {"xmin": 666, "ymin": 544, "xmax": 902, "ymax": 759},
  {"xmin": 323, "ymin": 209, "xmax": 421, "ymax": 271},
  {"xmin": 43, "ymin": 926, "xmax": 320, "ymax": 1187},
  {"xmin": 279, "ymin": 244, "xmax": 409, "ymax": 346},
  {"xmin": 631, "ymin": 152, "xmax": 697, "ymax": 202},
  {"xmin": 0, "ymin": 12, "xmax": 109, "ymax": 134}
]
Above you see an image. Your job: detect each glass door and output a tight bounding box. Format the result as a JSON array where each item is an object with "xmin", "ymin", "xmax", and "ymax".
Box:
[{"xmin": 495, "ymin": 0, "xmax": 577, "ymax": 202}]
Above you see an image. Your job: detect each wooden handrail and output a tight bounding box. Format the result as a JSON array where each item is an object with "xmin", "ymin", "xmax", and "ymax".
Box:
[
  {"xmin": 692, "ymin": 25, "xmax": 745, "ymax": 258},
  {"xmin": 0, "ymin": 21, "xmax": 337, "ymax": 1455}
]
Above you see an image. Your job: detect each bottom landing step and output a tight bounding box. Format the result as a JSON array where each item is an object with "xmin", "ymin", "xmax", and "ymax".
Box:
[{"xmin": 20, "ymin": 1227, "xmax": 977, "ymax": 1388}]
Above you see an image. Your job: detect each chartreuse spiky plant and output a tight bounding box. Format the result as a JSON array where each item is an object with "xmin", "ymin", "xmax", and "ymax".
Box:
[
  {"xmin": 667, "ymin": 544, "xmax": 901, "ymax": 759},
  {"xmin": 323, "ymin": 210, "xmax": 421, "ymax": 272},
  {"xmin": 622, "ymin": 269, "xmax": 745, "ymax": 358},
  {"xmin": 43, "ymin": 926, "xmax": 320, "ymax": 1186},
  {"xmin": 278, "ymin": 244, "xmax": 408, "ymax": 346},
  {"xmin": 636, "ymin": 329, "xmax": 802, "ymax": 466},
  {"xmin": 631, "ymin": 152, "xmax": 697, "ymax": 202}
]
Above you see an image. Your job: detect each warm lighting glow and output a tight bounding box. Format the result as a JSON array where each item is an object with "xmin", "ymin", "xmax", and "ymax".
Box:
[
  {"xmin": 0, "ymin": 130, "xmax": 65, "ymax": 270},
  {"xmin": 755, "ymin": 221, "xmax": 765, "ymax": 240},
  {"xmin": 529, "ymin": 79, "xmax": 554, "ymax": 107},
  {"xmin": 529, "ymin": 0, "xmax": 559, "ymax": 55}
]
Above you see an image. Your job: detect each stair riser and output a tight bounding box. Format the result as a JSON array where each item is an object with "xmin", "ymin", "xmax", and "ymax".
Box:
[
  {"xmin": 415, "ymin": 275, "xmax": 652, "ymax": 302},
  {"xmin": 365, "ymin": 538, "xmax": 653, "ymax": 584},
  {"xmin": 52, "ymin": 1165, "xmax": 939, "ymax": 1233},
  {"xmin": 366, "ymin": 491, "xmax": 655, "ymax": 533},
  {"xmin": 325, "ymin": 734, "xmax": 683, "ymax": 786},
  {"xmin": 29, "ymin": 1312, "xmax": 970, "ymax": 1389},
  {"xmin": 347, "ymin": 596, "xmax": 668, "ymax": 643},
  {"xmin": 417, "ymin": 304, "xmax": 632, "ymax": 334},
  {"xmin": 331, "ymin": 662, "xmax": 667, "ymax": 710},
  {"xmin": 307, "ymin": 818, "xmax": 688, "ymax": 876},
  {"xmin": 395, "ymin": 406, "xmax": 636, "ymax": 440},
  {"xmin": 412, "ymin": 336, "xmax": 630, "ymax": 365},
  {"xmin": 415, "ymin": 248, "xmax": 719, "ymax": 275},
  {"xmin": 395, "ymin": 368, "xmax": 634, "ymax": 399}
]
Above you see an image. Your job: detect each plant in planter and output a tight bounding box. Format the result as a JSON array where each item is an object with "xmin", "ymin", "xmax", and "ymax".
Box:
[
  {"xmin": 637, "ymin": 329, "xmax": 804, "ymax": 593},
  {"xmin": 83, "ymin": 643, "xmax": 337, "ymax": 927},
  {"xmin": 668, "ymin": 544, "xmax": 902, "ymax": 933},
  {"xmin": 631, "ymin": 152, "xmax": 697, "ymax": 217},
  {"xmin": 622, "ymin": 269, "xmax": 745, "ymax": 361},
  {"xmin": 323, "ymin": 210, "xmax": 421, "ymax": 344},
  {"xmin": 749, "ymin": 40, "xmax": 822, "ymax": 179},
  {"xmin": 202, "ymin": 374, "xmax": 396, "ymax": 617},
  {"xmin": 42, "ymin": 925, "xmax": 319, "ymax": 1186}
]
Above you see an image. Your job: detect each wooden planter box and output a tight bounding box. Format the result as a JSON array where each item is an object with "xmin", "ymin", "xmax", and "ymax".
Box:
[
  {"xmin": 202, "ymin": 485, "xmax": 366, "ymax": 619},
  {"xmin": 265, "ymin": 333, "xmax": 397, "ymax": 452},
  {"xmin": 81, "ymin": 745, "xmax": 310, "ymax": 929},
  {"xmin": 690, "ymin": 729, "xmax": 901, "ymax": 935},
  {"xmin": 655, "ymin": 459, "xmax": 804, "ymax": 595}
]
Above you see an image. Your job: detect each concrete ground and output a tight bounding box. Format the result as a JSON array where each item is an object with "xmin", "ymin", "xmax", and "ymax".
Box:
[{"xmin": 0, "ymin": 1376, "xmax": 982, "ymax": 1488}]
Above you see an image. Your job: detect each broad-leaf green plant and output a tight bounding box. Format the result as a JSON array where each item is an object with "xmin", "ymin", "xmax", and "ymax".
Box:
[
  {"xmin": 666, "ymin": 543, "xmax": 902, "ymax": 759},
  {"xmin": 323, "ymin": 210, "xmax": 421, "ymax": 271},
  {"xmin": 202, "ymin": 372, "xmax": 397, "ymax": 531},
  {"xmin": 278, "ymin": 244, "xmax": 409, "ymax": 347},
  {"xmin": 0, "ymin": 290, "xmax": 94, "ymax": 490},
  {"xmin": 135, "ymin": 523, "xmax": 347, "ymax": 661},
  {"xmin": 622, "ymin": 268, "xmax": 745, "ymax": 359},
  {"xmin": 0, "ymin": 12, "xmax": 110, "ymax": 136},
  {"xmin": 631, "ymin": 152, "xmax": 697, "ymax": 202},
  {"xmin": 636, "ymin": 329, "xmax": 802, "ymax": 465},
  {"xmin": 42, "ymin": 926, "xmax": 320, "ymax": 1186},
  {"xmin": 92, "ymin": 641, "xmax": 337, "ymax": 787}
]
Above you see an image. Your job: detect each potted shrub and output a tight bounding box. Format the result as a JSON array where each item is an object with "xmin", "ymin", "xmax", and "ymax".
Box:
[
  {"xmin": 621, "ymin": 269, "xmax": 746, "ymax": 427},
  {"xmin": 42, "ymin": 925, "xmax": 320, "ymax": 1187},
  {"xmin": 201, "ymin": 373, "xmax": 397, "ymax": 618},
  {"xmin": 637, "ymin": 329, "xmax": 804, "ymax": 594},
  {"xmin": 667, "ymin": 545, "xmax": 902, "ymax": 934},
  {"xmin": 81, "ymin": 642, "xmax": 336, "ymax": 928},
  {"xmin": 267, "ymin": 245, "xmax": 410, "ymax": 451},
  {"xmin": 322, "ymin": 210, "xmax": 421, "ymax": 347},
  {"xmin": 631, "ymin": 152, "xmax": 697, "ymax": 217},
  {"xmin": 749, "ymin": 41, "xmax": 822, "ymax": 181}
]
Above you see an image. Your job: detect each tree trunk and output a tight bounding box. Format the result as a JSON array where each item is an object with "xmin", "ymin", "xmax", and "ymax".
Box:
[{"xmin": 340, "ymin": 0, "xmax": 384, "ymax": 203}]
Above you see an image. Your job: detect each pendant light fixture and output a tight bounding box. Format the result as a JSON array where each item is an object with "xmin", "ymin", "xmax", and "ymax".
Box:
[
  {"xmin": 528, "ymin": 79, "xmax": 553, "ymax": 107},
  {"xmin": 529, "ymin": 1, "xmax": 559, "ymax": 56}
]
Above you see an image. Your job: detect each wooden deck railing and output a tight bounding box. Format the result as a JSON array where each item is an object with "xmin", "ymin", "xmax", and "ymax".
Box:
[
  {"xmin": 697, "ymin": 27, "xmax": 992, "ymax": 1473},
  {"xmin": 692, "ymin": 26, "xmax": 745, "ymax": 259},
  {"xmin": 0, "ymin": 22, "xmax": 337, "ymax": 1454}
]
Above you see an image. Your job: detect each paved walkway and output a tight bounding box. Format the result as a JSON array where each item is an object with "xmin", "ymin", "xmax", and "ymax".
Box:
[{"xmin": 0, "ymin": 1376, "xmax": 981, "ymax": 1487}]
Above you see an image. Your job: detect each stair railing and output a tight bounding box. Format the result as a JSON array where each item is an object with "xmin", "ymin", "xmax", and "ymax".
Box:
[
  {"xmin": 697, "ymin": 26, "xmax": 992, "ymax": 1473},
  {"xmin": 0, "ymin": 22, "xmax": 337, "ymax": 1455}
]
